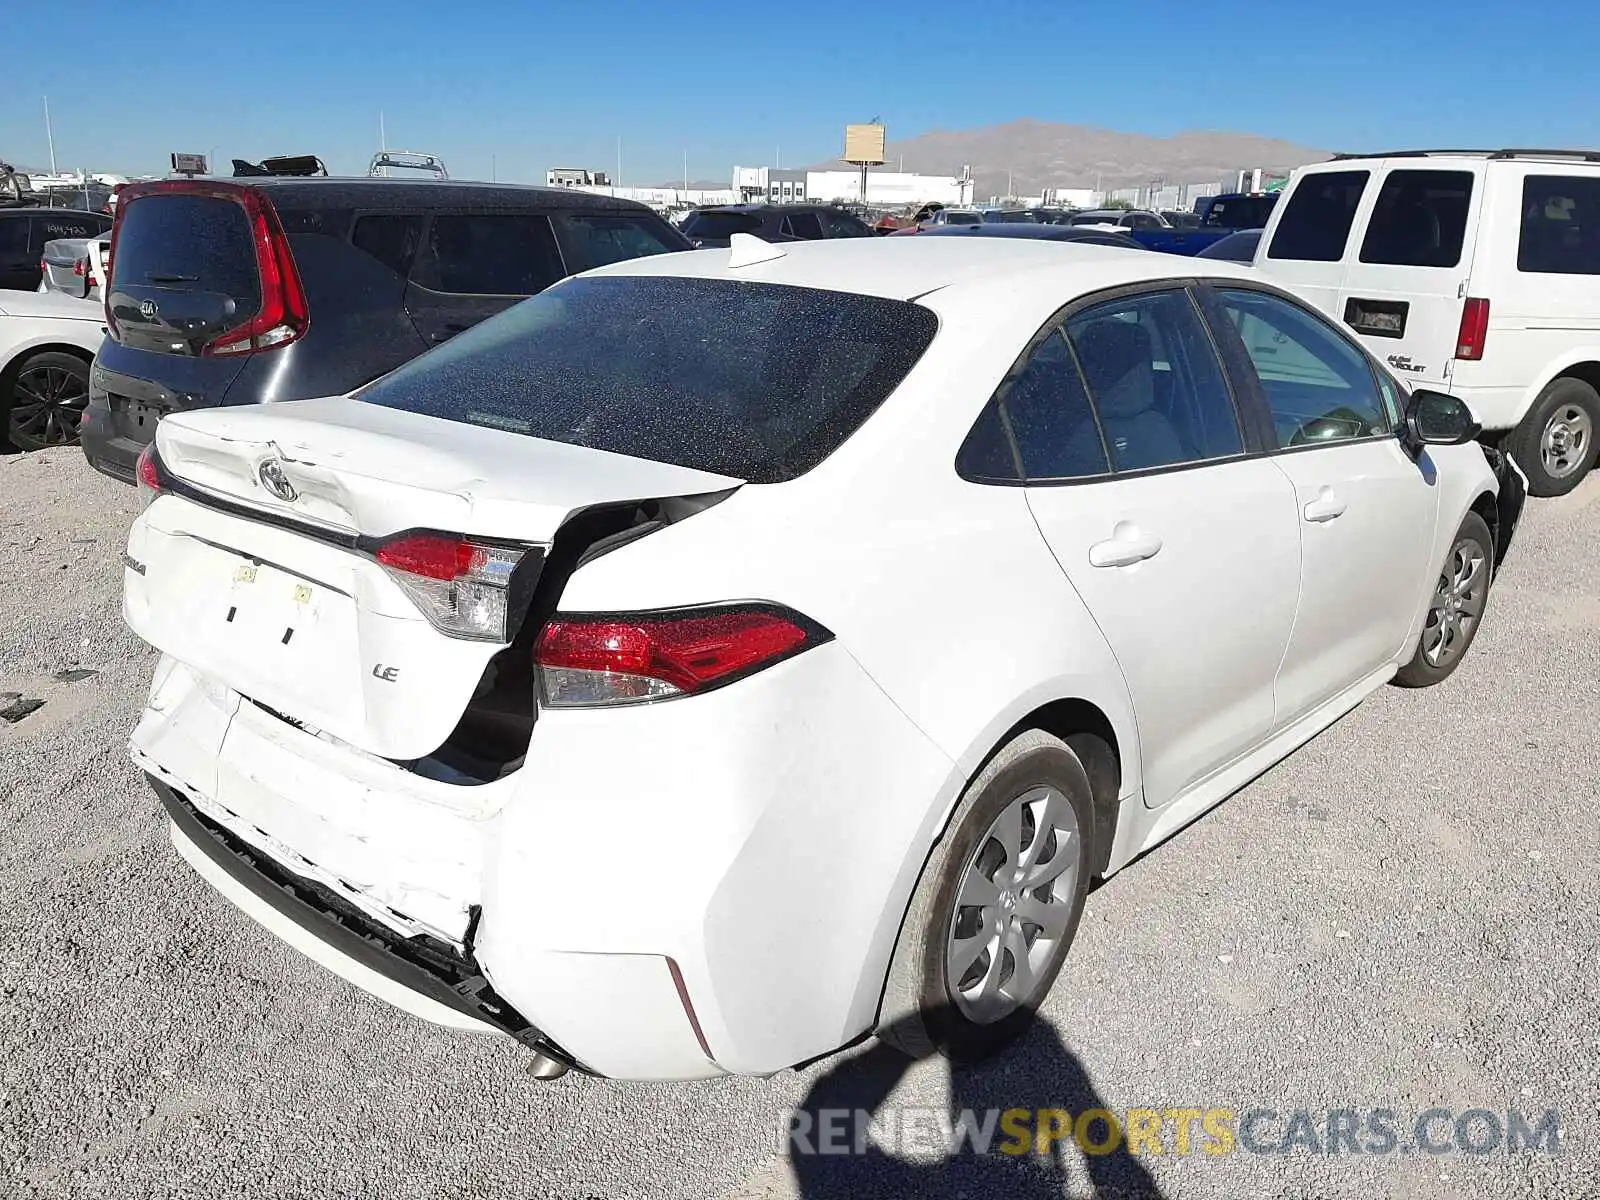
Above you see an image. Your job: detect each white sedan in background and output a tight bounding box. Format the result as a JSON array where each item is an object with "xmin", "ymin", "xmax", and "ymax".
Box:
[
  {"xmin": 0, "ymin": 288, "xmax": 104, "ymax": 450},
  {"xmin": 121, "ymin": 236, "xmax": 1522, "ymax": 1081}
]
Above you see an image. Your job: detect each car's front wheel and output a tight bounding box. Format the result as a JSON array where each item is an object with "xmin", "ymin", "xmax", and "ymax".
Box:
[
  {"xmin": 4, "ymin": 350, "xmax": 91, "ymax": 451},
  {"xmin": 1394, "ymin": 511, "xmax": 1494, "ymax": 688},
  {"xmin": 879, "ymin": 729, "xmax": 1093, "ymax": 1063}
]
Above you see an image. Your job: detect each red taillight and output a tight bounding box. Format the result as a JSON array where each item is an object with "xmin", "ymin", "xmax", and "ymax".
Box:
[
  {"xmin": 534, "ymin": 604, "xmax": 827, "ymax": 707},
  {"xmin": 203, "ymin": 189, "xmax": 308, "ymax": 357},
  {"xmin": 73, "ymin": 257, "xmax": 87, "ymax": 277},
  {"xmin": 373, "ymin": 532, "xmax": 525, "ymax": 641},
  {"xmin": 105, "ymin": 192, "xmax": 128, "ymax": 339},
  {"xmin": 135, "ymin": 443, "xmax": 162, "ymax": 504},
  {"xmin": 1456, "ymin": 297, "xmax": 1490, "ymax": 361},
  {"xmin": 375, "ymin": 533, "xmax": 480, "ymax": 581}
]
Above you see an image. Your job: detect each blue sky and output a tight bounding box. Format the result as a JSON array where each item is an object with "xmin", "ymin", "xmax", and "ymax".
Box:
[{"xmin": 3, "ymin": 0, "xmax": 1594, "ymax": 184}]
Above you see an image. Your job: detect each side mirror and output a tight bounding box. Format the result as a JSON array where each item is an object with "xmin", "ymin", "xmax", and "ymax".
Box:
[{"xmin": 1402, "ymin": 390, "xmax": 1480, "ymax": 451}]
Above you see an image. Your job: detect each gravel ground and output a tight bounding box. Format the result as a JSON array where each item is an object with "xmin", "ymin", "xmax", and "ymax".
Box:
[{"xmin": 1, "ymin": 446, "xmax": 1594, "ymax": 1200}]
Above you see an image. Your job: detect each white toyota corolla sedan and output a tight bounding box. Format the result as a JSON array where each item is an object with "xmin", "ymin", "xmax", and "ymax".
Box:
[{"xmin": 123, "ymin": 235, "xmax": 1524, "ymax": 1081}]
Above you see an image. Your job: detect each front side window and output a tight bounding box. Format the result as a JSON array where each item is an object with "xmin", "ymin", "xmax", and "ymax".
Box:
[
  {"xmin": 1359, "ymin": 170, "xmax": 1473, "ymax": 267},
  {"xmin": 1518, "ymin": 174, "xmax": 1600, "ymax": 275},
  {"xmin": 1267, "ymin": 170, "xmax": 1370, "ymax": 262},
  {"xmin": 1064, "ymin": 290, "xmax": 1243, "ymax": 472},
  {"xmin": 357, "ymin": 275, "xmax": 938, "ymax": 483},
  {"xmin": 1217, "ymin": 288, "xmax": 1389, "ymax": 447},
  {"xmin": 410, "ymin": 214, "xmax": 566, "ymax": 296}
]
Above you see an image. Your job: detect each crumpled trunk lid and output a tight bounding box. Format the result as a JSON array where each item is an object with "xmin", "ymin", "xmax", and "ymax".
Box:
[{"xmin": 123, "ymin": 395, "xmax": 741, "ymax": 760}]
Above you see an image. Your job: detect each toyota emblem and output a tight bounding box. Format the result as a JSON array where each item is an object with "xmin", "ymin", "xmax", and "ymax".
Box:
[
  {"xmin": 257, "ymin": 458, "xmax": 298, "ymax": 503},
  {"xmin": 138, "ymin": 299, "xmax": 158, "ymax": 320}
]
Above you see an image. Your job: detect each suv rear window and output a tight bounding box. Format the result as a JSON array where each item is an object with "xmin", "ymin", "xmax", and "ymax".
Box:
[
  {"xmin": 1358, "ymin": 170, "xmax": 1473, "ymax": 267},
  {"xmin": 1518, "ymin": 175, "xmax": 1600, "ymax": 275},
  {"xmin": 111, "ymin": 193, "xmax": 261, "ymax": 309},
  {"xmin": 681, "ymin": 211, "xmax": 762, "ymax": 239},
  {"xmin": 1201, "ymin": 195, "xmax": 1276, "ymax": 229},
  {"xmin": 356, "ymin": 275, "xmax": 939, "ymax": 483},
  {"xmin": 1267, "ymin": 170, "xmax": 1369, "ymax": 262}
]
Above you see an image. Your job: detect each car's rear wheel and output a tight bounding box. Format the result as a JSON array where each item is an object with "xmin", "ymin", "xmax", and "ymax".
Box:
[
  {"xmin": 1394, "ymin": 511, "xmax": 1494, "ymax": 688},
  {"xmin": 879, "ymin": 729, "xmax": 1093, "ymax": 1063},
  {"xmin": 1507, "ymin": 377, "xmax": 1599, "ymax": 497},
  {"xmin": 4, "ymin": 350, "xmax": 91, "ymax": 451}
]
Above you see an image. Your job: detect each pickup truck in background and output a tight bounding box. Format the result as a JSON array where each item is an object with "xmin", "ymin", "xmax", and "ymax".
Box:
[{"xmin": 1125, "ymin": 192, "xmax": 1280, "ymax": 255}]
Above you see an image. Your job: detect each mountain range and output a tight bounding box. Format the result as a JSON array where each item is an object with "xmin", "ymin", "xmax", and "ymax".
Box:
[{"xmin": 805, "ymin": 119, "xmax": 1328, "ymax": 198}]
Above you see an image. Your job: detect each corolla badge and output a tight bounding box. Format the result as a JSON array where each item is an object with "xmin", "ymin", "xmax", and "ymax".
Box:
[
  {"xmin": 257, "ymin": 458, "xmax": 298, "ymax": 502},
  {"xmin": 138, "ymin": 299, "xmax": 158, "ymax": 320}
]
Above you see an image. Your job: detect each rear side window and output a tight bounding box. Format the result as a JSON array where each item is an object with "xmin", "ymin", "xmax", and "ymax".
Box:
[
  {"xmin": 821, "ymin": 210, "xmax": 871, "ymax": 238},
  {"xmin": 1001, "ymin": 330, "xmax": 1109, "ymax": 479},
  {"xmin": 0, "ymin": 216, "xmax": 26, "ymax": 256},
  {"xmin": 780, "ymin": 212, "xmax": 825, "ymax": 239},
  {"xmin": 1201, "ymin": 195, "xmax": 1276, "ymax": 229},
  {"xmin": 1518, "ymin": 175, "xmax": 1600, "ymax": 275},
  {"xmin": 1064, "ymin": 291, "xmax": 1242, "ymax": 471},
  {"xmin": 410, "ymin": 214, "xmax": 566, "ymax": 296},
  {"xmin": 356, "ymin": 275, "xmax": 938, "ymax": 483},
  {"xmin": 564, "ymin": 213, "xmax": 684, "ymax": 269},
  {"xmin": 351, "ymin": 214, "xmax": 423, "ymax": 277},
  {"xmin": 681, "ymin": 211, "xmax": 762, "ymax": 239},
  {"xmin": 110, "ymin": 194, "xmax": 261, "ymax": 308},
  {"xmin": 32, "ymin": 212, "xmax": 108, "ymax": 242},
  {"xmin": 1267, "ymin": 170, "xmax": 1370, "ymax": 262},
  {"xmin": 1359, "ymin": 170, "xmax": 1473, "ymax": 267}
]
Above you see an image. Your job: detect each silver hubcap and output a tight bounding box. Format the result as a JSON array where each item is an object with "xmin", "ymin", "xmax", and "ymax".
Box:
[
  {"xmin": 1540, "ymin": 404, "xmax": 1592, "ymax": 479},
  {"xmin": 1421, "ymin": 536, "xmax": 1488, "ymax": 667},
  {"xmin": 945, "ymin": 785, "xmax": 1079, "ymax": 1024},
  {"xmin": 12, "ymin": 364, "xmax": 88, "ymax": 447}
]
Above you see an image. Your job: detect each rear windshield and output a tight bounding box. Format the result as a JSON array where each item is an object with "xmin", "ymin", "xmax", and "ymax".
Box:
[
  {"xmin": 1267, "ymin": 170, "xmax": 1369, "ymax": 262},
  {"xmin": 681, "ymin": 211, "xmax": 762, "ymax": 238},
  {"xmin": 356, "ymin": 275, "xmax": 939, "ymax": 483},
  {"xmin": 111, "ymin": 193, "xmax": 261, "ymax": 309},
  {"xmin": 1518, "ymin": 175, "xmax": 1600, "ymax": 275},
  {"xmin": 1201, "ymin": 195, "xmax": 1276, "ymax": 229}
]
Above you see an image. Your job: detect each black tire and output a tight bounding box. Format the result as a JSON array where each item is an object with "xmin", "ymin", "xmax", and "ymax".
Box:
[
  {"xmin": 878, "ymin": 729, "xmax": 1094, "ymax": 1063},
  {"xmin": 1505, "ymin": 376, "xmax": 1599, "ymax": 497},
  {"xmin": 3, "ymin": 350, "xmax": 91, "ymax": 451},
  {"xmin": 1394, "ymin": 511, "xmax": 1494, "ymax": 688}
]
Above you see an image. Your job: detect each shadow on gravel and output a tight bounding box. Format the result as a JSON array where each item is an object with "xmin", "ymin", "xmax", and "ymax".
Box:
[{"xmin": 788, "ymin": 1011, "xmax": 1166, "ymax": 1200}]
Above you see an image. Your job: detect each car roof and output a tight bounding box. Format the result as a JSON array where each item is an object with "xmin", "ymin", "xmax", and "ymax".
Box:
[
  {"xmin": 121, "ymin": 177, "xmax": 652, "ymax": 211},
  {"xmin": 583, "ymin": 234, "xmax": 1253, "ymax": 301},
  {"xmin": 0, "ymin": 206, "xmax": 111, "ymax": 218},
  {"xmin": 920, "ymin": 223, "xmax": 1136, "ymax": 243},
  {"xmin": 709, "ymin": 204, "xmax": 842, "ymax": 214}
]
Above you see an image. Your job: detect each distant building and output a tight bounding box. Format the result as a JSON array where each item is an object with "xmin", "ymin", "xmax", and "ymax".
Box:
[
  {"xmin": 547, "ymin": 168, "xmax": 612, "ymax": 188},
  {"xmin": 731, "ymin": 165, "xmax": 973, "ymax": 208}
]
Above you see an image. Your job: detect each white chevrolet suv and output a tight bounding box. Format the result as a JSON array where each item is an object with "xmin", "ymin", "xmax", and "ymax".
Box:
[
  {"xmin": 1254, "ymin": 149, "xmax": 1600, "ymax": 496},
  {"xmin": 123, "ymin": 236, "xmax": 1523, "ymax": 1081}
]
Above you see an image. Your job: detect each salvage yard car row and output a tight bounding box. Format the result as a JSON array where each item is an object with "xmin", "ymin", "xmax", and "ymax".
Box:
[{"xmin": 4, "ymin": 146, "xmax": 1597, "ymax": 1084}]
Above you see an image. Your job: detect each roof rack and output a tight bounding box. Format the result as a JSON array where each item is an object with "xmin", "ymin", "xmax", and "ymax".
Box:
[{"xmin": 1329, "ymin": 148, "xmax": 1600, "ymax": 162}]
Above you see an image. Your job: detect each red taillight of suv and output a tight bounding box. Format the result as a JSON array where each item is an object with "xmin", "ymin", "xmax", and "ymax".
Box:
[
  {"xmin": 1455, "ymin": 297, "xmax": 1490, "ymax": 361},
  {"xmin": 534, "ymin": 604, "xmax": 830, "ymax": 707}
]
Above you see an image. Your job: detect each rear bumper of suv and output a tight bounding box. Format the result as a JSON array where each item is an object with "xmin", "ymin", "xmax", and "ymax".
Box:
[
  {"xmin": 132, "ymin": 645, "xmax": 957, "ymax": 1080},
  {"xmin": 80, "ymin": 395, "xmax": 143, "ymax": 483}
]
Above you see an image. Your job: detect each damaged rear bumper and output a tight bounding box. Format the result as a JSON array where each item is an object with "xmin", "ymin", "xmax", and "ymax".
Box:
[{"xmin": 156, "ymin": 774, "xmax": 586, "ymax": 1065}]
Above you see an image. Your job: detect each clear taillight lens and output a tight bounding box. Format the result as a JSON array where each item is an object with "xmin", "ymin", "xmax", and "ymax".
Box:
[
  {"xmin": 534, "ymin": 604, "xmax": 828, "ymax": 708},
  {"xmin": 374, "ymin": 533, "xmax": 525, "ymax": 641}
]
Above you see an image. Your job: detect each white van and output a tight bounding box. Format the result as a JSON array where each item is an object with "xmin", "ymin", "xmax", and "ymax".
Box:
[{"xmin": 1253, "ymin": 150, "xmax": 1600, "ymax": 495}]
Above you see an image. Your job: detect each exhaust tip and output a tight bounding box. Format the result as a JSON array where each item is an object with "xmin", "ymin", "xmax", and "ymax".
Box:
[{"xmin": 524, "ymin": 1051, "xmax": 570, "ymax": 1081}]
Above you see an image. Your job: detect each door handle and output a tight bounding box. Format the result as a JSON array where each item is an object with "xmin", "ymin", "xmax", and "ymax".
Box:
[
  {"xmin": 1089, "ymin": 523, "xmax": 1164, "ymax": 568},
  {"xmin": 1303, "ymin": 487, "xmax": 1347, "ymax": 523}
]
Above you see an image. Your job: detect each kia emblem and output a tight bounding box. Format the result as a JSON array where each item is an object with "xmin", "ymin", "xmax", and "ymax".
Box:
[{"xmin": 138, "ymin": 299, "xmax": 158, "ymax": 320}]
